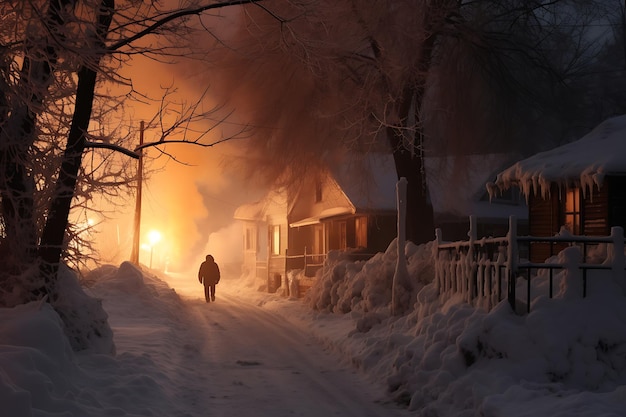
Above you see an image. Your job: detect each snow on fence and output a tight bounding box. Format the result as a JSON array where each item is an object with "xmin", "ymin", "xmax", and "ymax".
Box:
[{"xmin": 434, "ymin": 216, "xmax": 626, "ymax": 313}]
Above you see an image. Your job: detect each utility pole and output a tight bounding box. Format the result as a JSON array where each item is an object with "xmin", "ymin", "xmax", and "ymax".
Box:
[{"xmin": 130, "ymin": 121, "xmax": 144, "ymax": 265}]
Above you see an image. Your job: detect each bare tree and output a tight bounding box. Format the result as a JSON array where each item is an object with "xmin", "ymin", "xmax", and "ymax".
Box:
[{"xmin": 0, "ymin": 0, "xmax": 263, "ymax": 349}]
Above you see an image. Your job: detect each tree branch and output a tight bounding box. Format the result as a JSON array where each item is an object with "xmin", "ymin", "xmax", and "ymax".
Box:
[
  {"xmin": 134, "ymin": 136, "xmax": 245, "ymax": 152},
  {"xmin": 85, "ymin": 141, "xmax": 140, "ymax": 159},
  {"xmin": 107, "ymin": 0, "xmax": 265, "ymax": 52}
]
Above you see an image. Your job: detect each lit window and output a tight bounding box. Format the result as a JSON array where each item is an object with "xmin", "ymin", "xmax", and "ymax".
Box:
[
  {"xmin": 355, "ymin": 217, "xmax": 367, "ymax": 248},
  {"xmin": 564, "ymin": 188, "xmax": 581, "ymax": 234},
  {"xmin": 313, "ymin": 225, "xmax": 323, "ymax": 255},
  {"xmin": 339, "ymin": 221, "xmax": 347, "ymax": 250},
  {"xmin": 271, "ymin": 225, "xmax": 280, "ymax": 255},
  {"xmin": 313, "ymin": 225, "xmax": 324, "ymax": 264}
]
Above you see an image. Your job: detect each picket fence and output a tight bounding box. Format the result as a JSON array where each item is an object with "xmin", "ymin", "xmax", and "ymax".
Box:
[{"xmin": 434, "ymin": 216, "xmax": 626, "ymax": 313}]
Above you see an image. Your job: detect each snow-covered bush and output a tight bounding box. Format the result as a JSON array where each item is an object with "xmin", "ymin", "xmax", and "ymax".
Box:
[
  {"xmin": 51, "ymin": 265, "xmax": 115, "ymax": 354},
  {"xmin": 306, "ymin": 239, "xmax": 436, "ymax": 314}
]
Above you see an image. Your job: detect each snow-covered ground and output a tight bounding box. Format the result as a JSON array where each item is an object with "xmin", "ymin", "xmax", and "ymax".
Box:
[{"xmin": 1, "ymin": 238, "xmax": 626, "ymax": 416}]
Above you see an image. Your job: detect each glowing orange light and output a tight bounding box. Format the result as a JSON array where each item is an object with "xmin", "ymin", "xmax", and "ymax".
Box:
[{"xmin": 148, "ymin": 230, "xmax": 162, "ymax": 246}]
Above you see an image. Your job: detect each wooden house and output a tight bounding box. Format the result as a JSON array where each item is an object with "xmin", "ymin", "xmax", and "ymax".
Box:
[
  {"xmin": 489, "ymin": 115, "xmax": 626, "ymax": 262},
  {"xmin": 287, "ymin": 155, "xmax": 398, "ymax": 276},
  {"xmin": 234, "ymin": 189, "xmax": 290, "ymax": 293},
  {"xmin": 234, "ymin": 155, "xmax": 398, "ymax": 294}
]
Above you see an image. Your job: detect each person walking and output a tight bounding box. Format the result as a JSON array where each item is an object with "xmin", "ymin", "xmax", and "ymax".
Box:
[{"xmin": 198, "ymin": 254, "xmax": 220, "ymax": 302}]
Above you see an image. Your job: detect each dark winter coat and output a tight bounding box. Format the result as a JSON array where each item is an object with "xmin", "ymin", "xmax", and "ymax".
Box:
[{"xmin": 198, "ymin": 258, "xmax": 220, "ymax": 286}]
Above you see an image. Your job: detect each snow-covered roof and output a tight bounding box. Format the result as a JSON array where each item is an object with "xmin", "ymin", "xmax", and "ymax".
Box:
[
  {"xmin": 233, "ymin": 189, "xmax": 288, "ymax": 221},
  {"xmin": 489, "ymin": 115, "xmax": 626, "ymax": 198},
  {"xmin": 290, "ymin": 207, "xmax": 355, "ymax": 228},
  {"xmin": 239, "ymin": 152, "xmax": 524, "ymax": 226},
  {"xmin": 331, "ymin": 153, "xmax": 398, "ymax": 212},
  {"xmin": 233, "ymin": 199, "xmax": 266, "ymax": 221}
]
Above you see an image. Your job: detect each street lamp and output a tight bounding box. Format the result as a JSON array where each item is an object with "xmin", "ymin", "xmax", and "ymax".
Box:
[{"xmin": 147, "ymin": 230, "xmax": 161, "ymax": 269}]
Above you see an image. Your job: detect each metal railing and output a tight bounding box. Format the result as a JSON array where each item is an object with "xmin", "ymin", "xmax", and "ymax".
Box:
[{"xmin": 435, "ymin": 216, "xmax": 626, "ymax": 313}]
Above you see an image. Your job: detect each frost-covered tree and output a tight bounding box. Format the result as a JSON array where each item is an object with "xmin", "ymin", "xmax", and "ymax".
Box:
[
  {"xmin": 206, "ymin": 0, "xmax": 611, "ymax": 247},
  {"xmin": 0, "ymin": 0, "xmax": 261, "ymax": 349}
]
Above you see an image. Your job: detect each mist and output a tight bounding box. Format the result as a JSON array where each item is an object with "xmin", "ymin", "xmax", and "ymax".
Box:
[{"xmin": 90, "ymin": 26, "xmax": 265, "ymax": 273}]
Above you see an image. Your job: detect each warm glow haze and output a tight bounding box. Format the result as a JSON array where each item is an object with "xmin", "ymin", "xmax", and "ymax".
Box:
[{"xmin": 89, "ymin": 57, "xmax": 253, "ymax": 274}]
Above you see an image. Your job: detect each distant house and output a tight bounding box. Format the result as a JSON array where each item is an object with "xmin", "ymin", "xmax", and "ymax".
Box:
[
  {"xmin": 489, "ymin": 115, "xmax": 626, "ymax": 262},
  {"xmin": 234, "ymin": 189, "xmax": 290, "ymax": 292},
  {"xmin": 234, "ymin": 155, "xmax": 398, "ymax": 294},
  {"xmin": 287, "ymin": 155, "xmax": 398, "ymax": 274}
]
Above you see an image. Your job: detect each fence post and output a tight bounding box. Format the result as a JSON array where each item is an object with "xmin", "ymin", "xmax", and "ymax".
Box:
[
  {"xmin": 435, "ymin": 228, "xmax": 443, "ymax": 245},
  {"xmin": 392, "ymin": 177, "xmax": 410, "ymax": 315},
  {"xmin": 468, "ymin": 215, "xmax": 477, "ymax": 241},
  {"xmin": 304, "ymin": 246, "xmax": 308, "ymax": 272},
  {"xmin": 507, "ymin": 216, "xmax": 518, "ymax": 312},
  {"xmin": 611, "ymin": 226, "xmax": 625, "ymax": 294},
  {"xmin": 435, "ymin": 228, "xmax": 443, "ymax": 292},
  {"xmin": 467, "ymin": 216, "xmax": 477, "ymax": 303}
]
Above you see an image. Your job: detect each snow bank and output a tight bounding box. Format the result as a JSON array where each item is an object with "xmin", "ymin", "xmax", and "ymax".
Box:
[
  {"xmin": 0, "ymin": 262, "xmax": 197, "ymax": 417},
  {"xmin": 0, "ymin": 301, "xmax": 79, "ymax": 415},
  {"xmin": 54, "ymin": 265, "xmax": 114, "ymax": 354},
  {"xmin": 304, "ymin": 240, "xmax": 626, "ymax": 415},
  {"xmin": 306, "ymin": 239, "xmax": 435, "ymax": 315}
]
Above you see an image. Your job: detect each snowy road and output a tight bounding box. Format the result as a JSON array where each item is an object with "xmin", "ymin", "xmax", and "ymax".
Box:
[
  {"xmin": 176, "ymin": 290, "xmax": 408, "ymax": 417},
  {"xmin": 8, "ymin": 262, "xmax": 626, "ymax": 417}
]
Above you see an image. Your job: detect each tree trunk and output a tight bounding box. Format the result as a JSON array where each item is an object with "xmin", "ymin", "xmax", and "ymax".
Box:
[
  {"xmin": 389, "ymin": 14, "xmax": 441, "ymax": 245},
  {"xmin": 387, "ymin": 83, "xmax": 435, "ymax": 245},
  {"xmin": 37, "ymin": 0, "xmax": 114, "ymax": 298},
  {"xmin": 390, "ymin": 142, "xmax": 434, "ymax": 245}
]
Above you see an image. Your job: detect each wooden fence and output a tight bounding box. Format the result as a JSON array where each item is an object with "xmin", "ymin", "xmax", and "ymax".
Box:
[
  {"xmin": 286, "ymin": 247, "xmax": 327, "ymax": 277},
  {"xmin": 435, "ymin": 216, "xmax": 625, "ymax": 313},
  {"xmin": 286, "ymin": 247, "xmax": 378, "ymax": 278}
]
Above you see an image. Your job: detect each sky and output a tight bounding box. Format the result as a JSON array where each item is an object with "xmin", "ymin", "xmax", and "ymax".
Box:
[{"xmin": 1, "ymin": 234, "xmax": 625, "ymax": 417}]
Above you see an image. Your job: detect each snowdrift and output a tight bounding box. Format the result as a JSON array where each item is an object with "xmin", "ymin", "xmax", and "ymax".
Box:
[{"xmin": 305, "ymin": 239, "xmax": 626, "ymax": 415}]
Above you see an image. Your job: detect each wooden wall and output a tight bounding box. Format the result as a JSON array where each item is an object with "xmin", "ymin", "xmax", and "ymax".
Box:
[
  {"xmin": 528, "ymin": 179, "xmax": 622, "ymax": 262},
  {"xmin": 528, "ymin": 185, "xmax": 562, "ymax": 262},
  {"xmin": 608, "ymin": 176, "xmax": 626, "ymax": 231},
  {"xmin": 583, "ymin": 184, "xmax": 609, "ymax": 236}
]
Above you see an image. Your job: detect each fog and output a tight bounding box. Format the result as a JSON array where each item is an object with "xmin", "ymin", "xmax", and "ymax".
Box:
[{"xmin": 91, "ymin": 40, "xmax": 260, "ymax": 274}]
